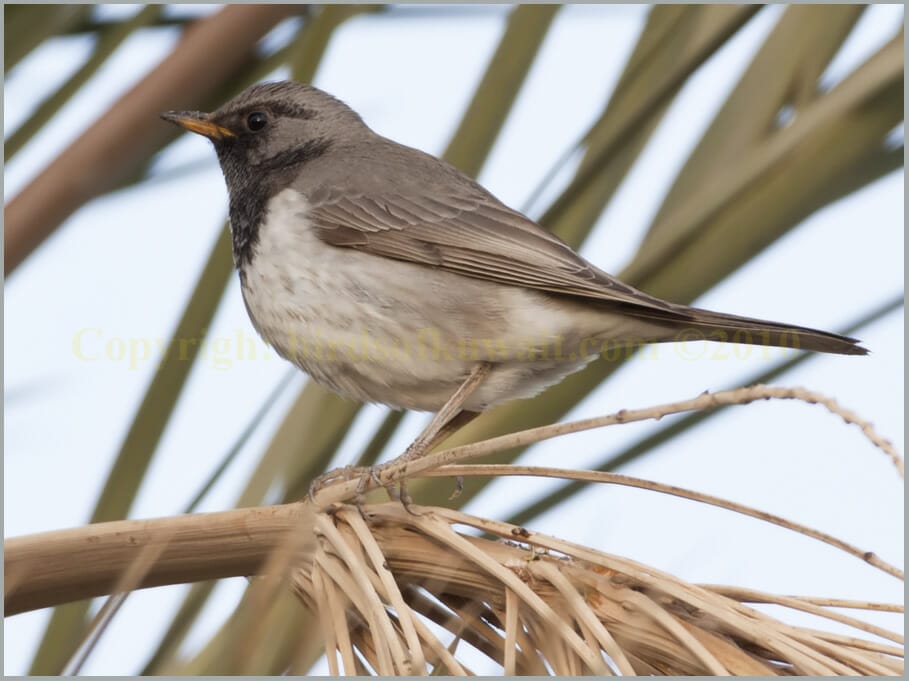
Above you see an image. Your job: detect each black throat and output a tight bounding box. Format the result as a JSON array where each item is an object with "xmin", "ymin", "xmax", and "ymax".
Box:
[{"xmin": 218, "ymin": 137, "xmax": 332, "ymax": 268}]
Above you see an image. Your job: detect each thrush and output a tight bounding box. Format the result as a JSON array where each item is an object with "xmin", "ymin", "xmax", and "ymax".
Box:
[{"xmin": 162, "ymin": 81, "xmax": 865, "ymax": 499}]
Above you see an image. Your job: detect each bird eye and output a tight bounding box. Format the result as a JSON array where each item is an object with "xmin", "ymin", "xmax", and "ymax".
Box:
[{"xmin": 246, "ymin": 112, "xmax": 268, "ymax": 132}]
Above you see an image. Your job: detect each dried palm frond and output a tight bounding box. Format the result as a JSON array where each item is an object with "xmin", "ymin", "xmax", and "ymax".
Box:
[
  {"xmin": 293, "ymin": 496, "xmax": 901, "ymax": 676},
  {"xmin": 287, "ymin": 385, "xmax": 902, "ymax": 675},
  {"xmin": 5, "ymin": 385, "xmax": 902, "ymax": 675}
]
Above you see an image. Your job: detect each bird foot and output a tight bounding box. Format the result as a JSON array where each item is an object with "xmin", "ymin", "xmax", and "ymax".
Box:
[
  {"xmin": 309, "ymin": 463, "xmax": 421, "ymax": 516},
  {"xmin": 448, "ymin": 476, "xmax": 464, "ymax": 500},
  {"xmin": 308, "ymin": 465, "xmax": 362, "ymax": 505},
  {"xmin": 355, "ymin": 461, "xmax": 421, "ymax": 516}
]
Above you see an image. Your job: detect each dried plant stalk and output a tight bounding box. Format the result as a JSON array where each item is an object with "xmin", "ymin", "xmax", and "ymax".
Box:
[
  {"xmin": 5, "ymin": 384, "xmax": 902, "ymax": 675},
  {"xmin": 309, "ymin": 384, "xmax": 903, "ymax": 511},
  {"xmin": 290, "ymin": 503, "xmax": 902, "ymax": 675}
]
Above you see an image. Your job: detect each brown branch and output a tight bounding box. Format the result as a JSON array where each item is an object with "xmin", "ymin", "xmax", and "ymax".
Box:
[
  {"xmin": 4, "ymin": 504, "xmax": 314, "ymax": 616},
  {"xmin": 3, "ymin": 4, "xmax": 302, "ymax": 275},
  {"xmin": 310, "ymin": 385, "xmax": 903, "ymax": 509},
  {"xmin": 429, "ymin": 464, "xmax": 904, "ymax": 580},
  {"xmin": 6, "ymin": 501, "xmax": 901, "ymax": 675}
]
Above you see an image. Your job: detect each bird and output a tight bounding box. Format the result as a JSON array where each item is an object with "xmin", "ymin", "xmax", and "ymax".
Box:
[{"xmin": 162, "ymin": 81, "xmax": 865, "ymax": 491}]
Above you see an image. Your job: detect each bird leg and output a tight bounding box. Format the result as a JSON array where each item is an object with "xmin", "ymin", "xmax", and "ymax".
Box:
[
  {"xmin": 309, "ymin": 363, "xmax": 490, "ymax": 510},
  {"xmin": 406, "ymin": 408, "xmax": 482, "ymax": 462},
  {"xmin": 403, "ymin": 362, "xmax": 491, "ymax": 462},
  {"xmin": 362, "ymin": 362, "xmax": 491, "ymax": 511}
]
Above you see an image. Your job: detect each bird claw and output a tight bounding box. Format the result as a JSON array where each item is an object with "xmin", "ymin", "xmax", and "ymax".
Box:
[
  {"xmin": 308, "ymin": 465, "xmax": 360, "ymax": 505},
  {"xmin": 396, "ymin": 479, "xmax": 421, "ymax": 516},
  {"xmin": 308, "ymin": 465, "xmax": 378, "ymax": 519},
  {"xmin": 309, "ymin": 463, "xmax": 421, "ymax": 515},
  {"xmin": 448, "ymin": 475, "xmax": 464, "ymax": 500},
  {"xmin": 357, "ymin": 463, "xmax": 422, "ymax": 516}
]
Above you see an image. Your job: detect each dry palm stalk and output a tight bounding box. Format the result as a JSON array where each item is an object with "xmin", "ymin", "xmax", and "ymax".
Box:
[
  {"xmin": 289, "ymin": 500, "xmax": 902, "ymax": 675},
  {"xmin": 309, "ymin": 384, "xmax": 903, "ymax": 513},
  {"xmin": 291, "ymin": 385, "xmax": 902, "ymax": 675},
  {"xmin": 5, "ymin": 385, "xmax": 903, "ymax": 675}
]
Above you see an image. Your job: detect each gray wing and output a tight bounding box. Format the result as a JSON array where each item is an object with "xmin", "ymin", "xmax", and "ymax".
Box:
[
  {"xmin": 308, "ymin": 189, "xmax": 866, "ymax": 355},
  {"xmin": 308, "ymin": 189, "xmax": 679, "ymax": 313}
]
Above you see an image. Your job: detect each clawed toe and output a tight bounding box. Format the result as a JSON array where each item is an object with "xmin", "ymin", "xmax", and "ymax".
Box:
[
  {"xmin": 309, "ymin": 462, "xmax": 423, "ymax": 516},
  {"xmin": 308, "ymin": 465, "xmax": 362, "ymax": 504},
  {"xmin": 355, "ymin": 464, "xmax": 422, "ymax": 516},
  {"xmin": 448, "ymin": 475, "xmax": 464, "ymax": 500}
]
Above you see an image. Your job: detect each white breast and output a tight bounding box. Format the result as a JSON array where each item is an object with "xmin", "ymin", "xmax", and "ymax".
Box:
[
  {"xmin": 239, "ymin": 189, "xmax": 604, "ymax": 411},
  {"xmin": 239, "ymin": 189, "xmax": 479, "ymax": 408}
]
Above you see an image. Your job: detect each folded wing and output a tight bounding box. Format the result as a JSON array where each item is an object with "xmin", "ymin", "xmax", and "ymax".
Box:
[{"xmin": 309, "ymin": 190, "xmax": 865, "ymax": 355}]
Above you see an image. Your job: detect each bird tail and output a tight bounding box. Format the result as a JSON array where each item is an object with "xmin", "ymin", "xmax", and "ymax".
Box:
[{"xmin": 614, "ymin": 303, "xmax": 868, "ymax": 356}]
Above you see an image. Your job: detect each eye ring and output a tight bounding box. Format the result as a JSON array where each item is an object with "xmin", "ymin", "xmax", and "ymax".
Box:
[{"xmin": 246, "ymin": 111, "xmax": 268, "ymax": 132}]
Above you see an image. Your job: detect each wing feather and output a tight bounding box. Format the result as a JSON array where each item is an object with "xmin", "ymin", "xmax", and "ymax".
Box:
[
  {"xmin": 307, "ymin": 190, "xmax": 866, "ymax": 355},
  {"xmin": 310, "ymin": 192, "xmax": 679, "ymax": 313}
]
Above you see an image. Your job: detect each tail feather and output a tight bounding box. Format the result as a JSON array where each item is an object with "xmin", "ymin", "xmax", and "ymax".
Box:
[{"xmin": 616, "ymin": 303, "xmax": 868, "ymax": 356}]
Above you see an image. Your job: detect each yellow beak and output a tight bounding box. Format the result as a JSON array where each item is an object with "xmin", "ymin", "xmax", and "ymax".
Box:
[{"xmin": 161, "ymin": 111, "xmax": 235, "ymax": 141}]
